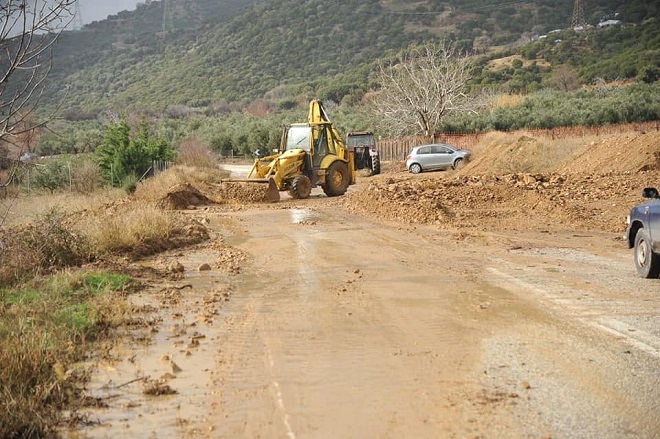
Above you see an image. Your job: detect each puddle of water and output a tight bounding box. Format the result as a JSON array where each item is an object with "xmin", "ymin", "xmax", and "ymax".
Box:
[{"xmin": 289, "ymin": 208, "xmax": 316, "ymax": 224}]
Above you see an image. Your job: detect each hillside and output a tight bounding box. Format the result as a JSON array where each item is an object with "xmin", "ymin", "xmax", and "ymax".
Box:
[{"xmin": 43, "ymin": 0, "xmax": 658, "ymax": 117}]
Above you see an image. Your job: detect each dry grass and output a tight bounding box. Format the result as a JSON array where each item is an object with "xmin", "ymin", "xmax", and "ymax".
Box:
[
  {"xmin": 176, "ymin": 138, "xmax": 219, "ymax": 168},
  {"xmin": 463, "ymin": 131, "xmax": 600, "ymax": 175},
  {"xmin": 0, "ymin": 164, "xmax": 218, "ymax": 437},
  {"xmin": 2, "ymin": 188, "xmax": 125, "ymax": 228},
  {"xmin": 0, "ymin": 209, "xmax": 93, "ymax": 286},
  {"xmin": 0, "ymin": 271, "xmax": 133, "ymax": 437},
  {"xmin": 489, "ymin": 93, "xmax": 525, "ymax": 110},
  {"xmin": 82, "ymin": 202, "xmax": 179, "ymax": 255},
  {"xmin": 0, "ymin": 320, "xmax": 76, "ymax": 438}
]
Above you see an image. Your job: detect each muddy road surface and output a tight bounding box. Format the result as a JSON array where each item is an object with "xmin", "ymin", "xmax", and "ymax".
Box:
[{"xmin": 69, "ymin": 198, "xmax": 659, "ymax": 439}]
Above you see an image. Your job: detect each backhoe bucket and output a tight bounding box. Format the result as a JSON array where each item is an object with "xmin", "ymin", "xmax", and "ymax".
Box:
[{"xmin": 263, "ymin": 177, "xmax": 280, "ymax": 203}]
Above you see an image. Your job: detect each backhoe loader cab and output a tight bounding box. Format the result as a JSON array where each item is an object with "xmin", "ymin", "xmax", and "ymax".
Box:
[{"xmin": 243, "ymin": 100, "xmax": 356, "ymax": 202}]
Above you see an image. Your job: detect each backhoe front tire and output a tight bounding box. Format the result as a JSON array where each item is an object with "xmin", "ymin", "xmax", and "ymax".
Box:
[
  {"xmin": 289, "ymin": 175, "xmax": 312, "ymax": 199},
  {"xmin": 322, "ymin": 161, "xmax": 349, "ymax": 197}
]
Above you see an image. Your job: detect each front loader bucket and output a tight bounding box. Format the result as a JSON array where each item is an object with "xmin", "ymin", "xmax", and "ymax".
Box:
[
  {"xmin": 263, "ymin": 177, "xmax": 280, "ymax": 203},
  {"xmin": 219, "ymin": 177, "xmax": 281, "ymax": 203}
]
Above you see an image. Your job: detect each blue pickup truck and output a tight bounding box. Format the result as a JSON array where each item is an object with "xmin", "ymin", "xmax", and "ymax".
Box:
[{"xmin": 626, "ymin": 187, "xmax": 660, "ymax": 278}]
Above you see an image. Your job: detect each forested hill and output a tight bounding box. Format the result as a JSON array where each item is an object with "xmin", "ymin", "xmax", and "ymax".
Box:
[{"xmin": 46, "ymin": 0, "xmax": 658, "ymax": 118}]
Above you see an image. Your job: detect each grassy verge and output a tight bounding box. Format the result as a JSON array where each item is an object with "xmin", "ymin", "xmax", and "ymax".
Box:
[
  {"xmin": 0, "ymin": 167, "xmax": 212, "ymax": 437},
  {"xmin": 0, "ymin": 271, "xmax": 133, "ymax": 438}
]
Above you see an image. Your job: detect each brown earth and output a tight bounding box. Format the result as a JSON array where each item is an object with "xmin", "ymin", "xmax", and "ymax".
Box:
[
  {"xmin": 64, "ymin": 130, "xmax": 660, "ymax": 439},
  {"xmin": 340, "ymin": 131, "xmax": 660, "ymax": 234}
]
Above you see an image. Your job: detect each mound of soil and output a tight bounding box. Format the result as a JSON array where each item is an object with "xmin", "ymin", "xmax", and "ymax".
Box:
[
  {"xmin": 457, "ymin": 131, "xmax": 660, "ymax": 176},
  {"xmin": 160, "ymin": 183, "xmax": 214, "ymax": 210},
  {"xmin": 342, "ymin": 170, "xmax": 660, "ymax": 233},
  {"xmin": 214, "ymin": 181, "xmax": 272, "ymax": 203},
  {"xmin": 461, "ymin": 135, "xmax": 552, "ymax": 175},
  {"xmin": 559, "ymin": 132, "xmax": 660, "ymax": 173}
]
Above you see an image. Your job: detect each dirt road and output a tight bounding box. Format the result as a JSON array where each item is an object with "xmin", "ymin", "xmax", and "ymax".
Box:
[{"xmin": 70, "ymin": 194, "xmax": 659, "ymax": 439}]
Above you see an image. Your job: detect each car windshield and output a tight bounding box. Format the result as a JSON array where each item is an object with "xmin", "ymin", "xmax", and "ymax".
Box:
[{"xmin": 285, "ymin": 126, "xmax": 311, "ymax": 151}]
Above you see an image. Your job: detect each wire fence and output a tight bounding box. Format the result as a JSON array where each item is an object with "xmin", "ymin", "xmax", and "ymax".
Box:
[{"xmin": 1, "ymin": 160, "xmax": 174, "ymax": 196}]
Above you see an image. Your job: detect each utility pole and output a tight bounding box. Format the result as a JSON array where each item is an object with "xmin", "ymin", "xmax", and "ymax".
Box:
[
  {"xmin": 162, "ymin": 0, "xmax": 174, "ymax": 32},
  {"xmin": 73, "ymin": 1, "xmax": 83, "ymax": 30},
  {"xmin": 571, "ymin": 0, "xmax": 587, "ymax": 29}
]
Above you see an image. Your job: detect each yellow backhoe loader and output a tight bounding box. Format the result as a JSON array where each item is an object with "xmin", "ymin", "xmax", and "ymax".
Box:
[{"xmin": 230, "ymin": 100, "xmax": 356, "ymax": 202}]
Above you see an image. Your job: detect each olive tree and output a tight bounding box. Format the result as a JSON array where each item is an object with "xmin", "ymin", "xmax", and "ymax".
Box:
[
  {"xmin": 0, "ymin": 0, "xmax": 75, "ymax": 223},
  {"xmin": 369, "ymin": 41, "xmax": 475, "ymax": 141}
]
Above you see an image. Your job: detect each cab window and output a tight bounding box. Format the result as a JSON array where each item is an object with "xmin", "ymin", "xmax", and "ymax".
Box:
[{"xmin": 285, "ymin": 126, "xmax": 311, "ymax": 151}]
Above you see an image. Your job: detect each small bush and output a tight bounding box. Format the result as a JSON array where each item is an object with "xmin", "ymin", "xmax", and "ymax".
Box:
[
  {"xmin": 122, "ymin": 172, "xmax": 139, "ymax": 195},
  {"xmin": 32, "ymin": 161, "xmax": 70, "ymax": 193},
  {"xmin": 176, "ymin": 137, "xmax": 218, "ymax": 168},
  {"xmin": 85, "ymin": 202, "xmax": 179, "ymax": 255},
  {"xmin": 0, "ymin": 209, "xmax": 92, "ymax": 286},
  {"xmin": 71, "ymin": 158, "xmax": 102, "ymax": 194}
]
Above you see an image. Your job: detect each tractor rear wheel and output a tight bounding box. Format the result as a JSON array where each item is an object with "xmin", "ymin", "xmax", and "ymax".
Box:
[
  {"xmin": 322, "ymin": 161, "xmax": 349, "ymax": 197},
  {"xmin": 289, "ymin": 175, "xmax": 312, "ymax": 199},
  {"xmin": 370, "ymin": 155, "xmax": 381, "ymax": 175}
]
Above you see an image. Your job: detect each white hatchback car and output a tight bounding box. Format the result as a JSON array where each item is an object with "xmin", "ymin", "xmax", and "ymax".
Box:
[{"xmin": 405, "ymin": 143, "xmax": 471, "ymax": 174}]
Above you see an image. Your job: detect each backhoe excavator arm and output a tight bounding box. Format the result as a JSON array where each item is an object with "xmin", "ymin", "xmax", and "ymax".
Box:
[
  {"xmin": 308, "ymin": 99, "xmax": 332, "ymax": 124},
  {"xmin": 308, "ymin": 100, "xmax": 354, "ymax": 179}
]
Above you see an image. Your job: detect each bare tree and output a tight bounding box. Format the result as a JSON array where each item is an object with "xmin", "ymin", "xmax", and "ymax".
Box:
[
  {"xmin": 368, "ymin": 41, "xmax": 475, "ymax": 141},
  {"xmin": 551, "ymin": 64, "xmax": 581, "ymax": 92},
  {"xmin": 0, "ymin": 0, "xmax": 74, "ymax": 224}
]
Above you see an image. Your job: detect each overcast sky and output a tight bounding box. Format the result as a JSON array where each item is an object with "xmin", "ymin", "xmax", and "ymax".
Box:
[{"xmin": 79, "ymin": 0, "xmax": 143, "ymax": 24}]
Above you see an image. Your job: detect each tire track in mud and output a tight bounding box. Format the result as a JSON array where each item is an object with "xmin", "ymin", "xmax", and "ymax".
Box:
[{"xmin": 205, "ymin": 207, "xmax": 515, "ymax": 438}]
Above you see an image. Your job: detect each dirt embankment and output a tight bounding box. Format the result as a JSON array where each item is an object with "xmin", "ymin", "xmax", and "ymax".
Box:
[{"xmin": 339, "ymin": 131, "xmax": 660, "ymax": 233}]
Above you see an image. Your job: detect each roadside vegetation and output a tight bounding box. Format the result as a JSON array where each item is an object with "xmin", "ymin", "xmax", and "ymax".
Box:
[
  {"xmin": 0, "ymin": 151, "xmax": 218, "ymax": 436},
  {"xmin": 34, "ymin": 80, "xmax": 659, "ymax": 159},
  {"xmin": 0, "ymin": 266, "xmax": 133, "ymax": 437}
]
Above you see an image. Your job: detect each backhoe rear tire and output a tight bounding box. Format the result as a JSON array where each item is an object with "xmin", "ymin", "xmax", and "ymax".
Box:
[
  {"xmin": 322, "ymin": 161, "xmax": 349, "ymax": 197},
  {"xmin": 289, "ymin": 175, "xmax": 312, "ymax": 199}
]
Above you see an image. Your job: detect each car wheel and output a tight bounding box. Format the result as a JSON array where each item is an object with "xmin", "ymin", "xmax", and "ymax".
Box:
[
  {"xmin": 634, "ymin": 228, "xmax": 660, "ymax": 278},
  {"xmin": 409, "ymin": 163, "xmax": 422, "ymax": 174},
  {"xmin": 452, "ymin": 158, "xmax": 463, "ymax": 170}
]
